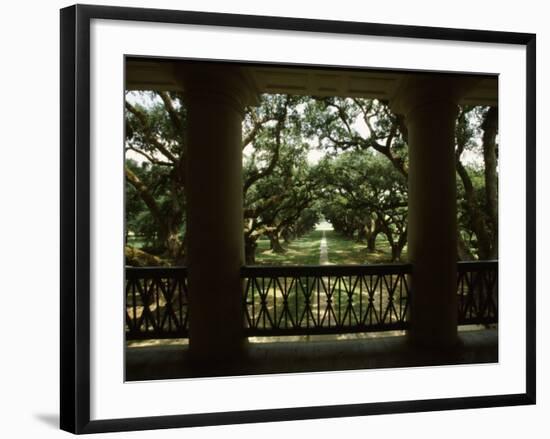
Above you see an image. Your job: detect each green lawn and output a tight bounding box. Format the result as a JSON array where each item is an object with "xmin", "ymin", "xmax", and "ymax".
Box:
[
  {"xmin": 128, "ymin": 227, "xmax": 408, "ymax": 266},
  {"xmin": 127, "ymin": 235, "xmax": 147, "ymax": 248},
  {"xmin": 248, "ymin": 229, "xmax": 409, "ymax": 333},
  {"xmin": 255, "ymin": 230, "xmax": 323, "ymax": 265},
  {"xmin": 255, "ymin": 229, "xmax": 408, "ymax": 265}
]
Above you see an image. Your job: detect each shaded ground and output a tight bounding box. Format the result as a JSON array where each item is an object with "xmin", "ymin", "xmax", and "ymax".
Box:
[
  {"xmin": 255, "ymin": 230, "xmax": 324, "ymax": 265},
  {"xmin": 127, "ymin": 325, "xmax": 493, "ymax": 348},
  {"xmin": 126, "ymin": 329, "xmax": 498, "ymax": 381},
  {"xmin": 319, "ymin": 230, "xmax": 330, "ymax": 264},
  {"xmin": 255, "ymin": 228, "xmax": 408, "ymax": 265},
  {"xmin": 128, "ymin": 225, "xmax": 407, "ymax": 266}
]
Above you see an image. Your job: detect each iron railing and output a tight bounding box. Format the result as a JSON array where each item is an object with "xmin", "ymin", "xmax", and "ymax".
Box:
[
  {"xmin": 242, "ymin": 264, "xmax": 411, "ymax": 336},
  {"xmin": 457, "ymin": 260, "xmax": 498, "ymax": 325},
  {"xmin": 125, "ymin": 267, "xmax": 189, "ymax": 340},
  {"xmin": 125, "ymin": 261, "xmax": 498, "ymax": 339}
]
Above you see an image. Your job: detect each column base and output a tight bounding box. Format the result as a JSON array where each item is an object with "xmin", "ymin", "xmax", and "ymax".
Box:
[
  {"xmin": 407, "ymin": 328, "xmax": 460, "ymax": 350},
  {"xmin": 188, "ymin": 339, "xmax": 249, "ymax": 377}
]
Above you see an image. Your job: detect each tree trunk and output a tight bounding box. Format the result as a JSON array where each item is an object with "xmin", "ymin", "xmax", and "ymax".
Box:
[
  {"xmin": 482, "ymin": 106, "xmax": 499, "ymax": 259},
  {"xmin": 126, "ymin": 166, "xmax": 185, "ymax": 263},
  {"xmin": 365, "ymin": 226, "xmax": 379, "ymax": 252},
  {"xmin": 457, "ymin": 234, "xmax": 475, "ymax": 261},
  {"xmin": 164, "ymin": 230, "xmax": 182, "ymax": 261},
  {"xmin": 367, "ymin": 234, "xmax": 377, "ymax": 252},
  {"xmin": 125, "ymin": 246, "xmax": 164, "ymax": 267},
  {"xmin": 456, "ymin": 161, "xmax": 493, "ymax": 259},
  {"xmin": 391, "ymin": 245, "xmax": 401, "ymax": 262},
  {"xmin": 282, "ymin": 228, "xmax": 293, "ymax": 243},
  {"xmin": 268, "ymin": 231, "xmax": 286, "ymax": 253},
  {"xmin": 383, "ymin": 229, "xmax": 397, "ymax": 261},
  {"xmin": 364, "ymin": 217, "xmax": 380, "ymax": 252},
  {"xmin": 392, "ymin": 230, "xmax": 407, "ymax": 262},
  {"xmin": 356, "ymin": 226, "xmax": 366, "ymax": 243},
  {"xmin": 245, "ymin": 237, "xmax": 257, "ymax": 265}
]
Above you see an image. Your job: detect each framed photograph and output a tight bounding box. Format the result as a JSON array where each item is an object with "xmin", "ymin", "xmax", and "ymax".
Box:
[{"xmin": 60, "ymin": 4, "xmax": 536, "ymax": 434}]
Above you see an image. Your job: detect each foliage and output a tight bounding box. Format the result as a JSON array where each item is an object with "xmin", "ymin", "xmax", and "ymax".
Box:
[
  {"xmin": 124, "ymin": 91, "xmax": 187, "ymax": 264},
  {"xmin": 124, "ymin": 90, "xmax": 498, "ymax": 266},
  {"xmin": 242, "ymin": 94, "xmax": 321, "ymax": 262},
  {"xmin": 316, "ymin": 150, "xmax": 408, "ymax": 261}
]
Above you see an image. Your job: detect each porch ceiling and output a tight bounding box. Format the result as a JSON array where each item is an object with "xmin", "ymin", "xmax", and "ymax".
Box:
[{"xmin": 125, "ymin": 59, "xmax": 498, "ymax": 106}]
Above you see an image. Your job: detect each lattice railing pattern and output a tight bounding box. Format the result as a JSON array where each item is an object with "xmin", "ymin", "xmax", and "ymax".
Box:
[
  {"xmin": 125, "ymin": 267, "xmax": 189, "ymax": 340},
  {"xmin": 242, "ymin": 265, "xmax": 412, "ymax": 336},
  {"xmin": 457, "ymin": 261, "xmax": 498, "ymax": 325},
  {"xmin": 124, "ymin": 261, "xmax": 498, "ymax": 339}
]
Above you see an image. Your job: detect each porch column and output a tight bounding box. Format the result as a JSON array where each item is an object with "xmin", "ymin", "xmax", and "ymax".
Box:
[
  {"xmin": 177, "ymin": 64, "xmax": 257, "ymax": 369},
  {"xmin": 392, "ymin": 75, "xmax": 473, "ymax": 347}
]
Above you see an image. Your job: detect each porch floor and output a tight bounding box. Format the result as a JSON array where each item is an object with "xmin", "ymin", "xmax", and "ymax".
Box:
[{"xmin": 125, "ymin": 328, "xmax": 498, "ymax": 381}]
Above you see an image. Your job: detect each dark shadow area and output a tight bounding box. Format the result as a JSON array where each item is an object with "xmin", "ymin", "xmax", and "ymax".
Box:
[{"xmin": 126, "ymin": 329, "xmax": 497, "ymax": 381}]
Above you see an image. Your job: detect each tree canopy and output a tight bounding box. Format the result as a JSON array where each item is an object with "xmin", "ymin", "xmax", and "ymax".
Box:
[{"xmin": 124, "ymin": 91, "xmax": 498, "ymax": 266}]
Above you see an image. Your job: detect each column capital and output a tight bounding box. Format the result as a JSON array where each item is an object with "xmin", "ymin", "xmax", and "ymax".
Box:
[
  {"xmin": 391, "ymin": 74, "xmax": 480, "ymax": 119},
  {"xmin": 175, "ymin": 62, "xmax": 260, "ymax": 114}
]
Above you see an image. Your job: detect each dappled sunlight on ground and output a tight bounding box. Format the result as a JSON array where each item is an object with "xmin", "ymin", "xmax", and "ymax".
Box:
[
  {"xmin": 249, "ymin": 331, "xmax": 406, "ymax": 343},
  {"xmin": 458, "ymin": 324, "xmax": 497, "ymax": 332},
  {"xmin": 125, "ymin": 225, "xmax": 491, "ymax": 351},
  {"xmin": 125, "ymin": 331, "xmax": 408, "ymax": 348},
  {"xmin": 126, "ymin": 324, "xmax": 497, "ymax": 349},
  {"xmin": 255, "ymin": 230, "xmax": 323, "ymax": 265},
  {"xmin": 127, "ymin": 338, "xmax": 188, "ymax": 348},
  {"xmin": 255, "ymin": 227, "xmax": 408, "ymax": 266}
]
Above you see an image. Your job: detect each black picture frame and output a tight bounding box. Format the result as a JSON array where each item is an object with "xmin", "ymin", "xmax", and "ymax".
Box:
[{"xmin": 60, "ymin": 4, "xmax": 536, "ymax": 434}]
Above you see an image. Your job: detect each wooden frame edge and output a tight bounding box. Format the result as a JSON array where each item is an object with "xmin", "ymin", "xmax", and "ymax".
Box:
[{"xmin": 60, "ymin": 4, "xmax": 536, "ymax": 434}]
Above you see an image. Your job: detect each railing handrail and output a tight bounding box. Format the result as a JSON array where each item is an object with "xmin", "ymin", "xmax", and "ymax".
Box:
[
  {"xmin": 125, "ymin": 260, "xmax": 497, "ymax": 339},
  {"xmin": 126, "ymin": 266, "xmax": 187, "ymax": 278},
  {"xmin": 457, "ymin": 260, "xmax": 498, "ymax": 271},
  {"xmin": 126, "ymin": 261, "xmax": 497, "ymax": 276},
  {"xmin": 241, "ymin": 263, "xmax": 413, "ymax": 277}
]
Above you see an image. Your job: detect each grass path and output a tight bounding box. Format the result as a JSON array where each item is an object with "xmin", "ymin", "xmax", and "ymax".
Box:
[
  {"xmin": 255, "ymin": 230, "xmax": 323, "ymax": 265},
  {"xmin": 319, "ymin": 231, "xmax": 330, "ymax": 265},
  {"xmin": 255, "ymin": 226, "xmax": 406, "ymax": 266}
]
